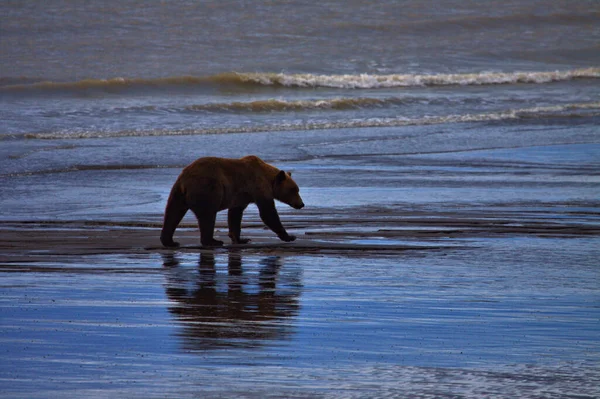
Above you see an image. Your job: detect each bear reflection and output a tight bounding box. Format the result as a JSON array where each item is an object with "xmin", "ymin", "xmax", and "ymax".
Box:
[{"xmin": 163, "ymin": 251, "xmax": 301, "ymax": 350}]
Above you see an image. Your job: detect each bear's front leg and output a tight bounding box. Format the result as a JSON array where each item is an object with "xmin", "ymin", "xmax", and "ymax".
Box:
[
  {"xmin": 228, "ymin": 206, "xmax": 251, "ymax": 244},
  {"xmin": 257, "ymin": 199, "xmax": 296, "ymax": 242}
]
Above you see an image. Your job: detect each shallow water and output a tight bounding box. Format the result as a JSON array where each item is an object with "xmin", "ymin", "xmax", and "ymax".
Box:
[
  {"xmin": 2, "ymin": 240, "xmax": 599, "ymax": 398},
  {"xmin": 1, "ymin": 121, "xmax": 599, "ymax": 222}
]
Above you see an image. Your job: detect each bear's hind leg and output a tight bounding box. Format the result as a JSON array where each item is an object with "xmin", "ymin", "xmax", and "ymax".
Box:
[
  {"xmin": 191, "ymin": 207, "xmax": 223, "ymax": 247},
  {"xmin": 161, "ymin": 186, "xmax": 188, "ymax": 248},
  {"xmin": 228, "ymin": 206, "xmax": 251, "ymax": 244}
]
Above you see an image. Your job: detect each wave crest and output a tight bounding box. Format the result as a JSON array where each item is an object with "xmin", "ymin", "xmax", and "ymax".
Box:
[{"xmin": 2, "ymin": 68, "xmax": 598, "ymax": 93}]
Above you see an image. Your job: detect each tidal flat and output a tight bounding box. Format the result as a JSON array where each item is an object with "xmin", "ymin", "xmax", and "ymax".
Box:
[{"xmin": 1, "ymin": 194, "xmax": 599, "ymax": 398}]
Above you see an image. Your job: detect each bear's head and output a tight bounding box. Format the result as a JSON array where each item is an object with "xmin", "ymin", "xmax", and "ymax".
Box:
[{"xmin": 273, "ymin": 170, "xmax": 304, "ymax": 210}]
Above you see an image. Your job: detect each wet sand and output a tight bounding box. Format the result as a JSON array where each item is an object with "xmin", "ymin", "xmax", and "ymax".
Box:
[
  {"xmin": 2, "ymin": 203, "xmax": 598, "ymax": 259},
  {"xmin": 2, "ymin": 203, "xmax": 599, "ymax": 398}
]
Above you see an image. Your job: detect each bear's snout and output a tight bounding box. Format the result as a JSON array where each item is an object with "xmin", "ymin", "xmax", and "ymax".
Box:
[{"xmin": 288, "ymin": 199, "xmax": 304, "ymax": 210}]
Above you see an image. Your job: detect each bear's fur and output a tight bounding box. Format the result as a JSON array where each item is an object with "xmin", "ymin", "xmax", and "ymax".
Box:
[{"xmin": 160, "ymin": 155, "xmax": 304, "ymax": 247}]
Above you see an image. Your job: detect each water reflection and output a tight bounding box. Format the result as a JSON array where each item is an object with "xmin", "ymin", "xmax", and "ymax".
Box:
[{"xmin": 162, "ymin": 251, "xmax": 302, "ymax": 350}]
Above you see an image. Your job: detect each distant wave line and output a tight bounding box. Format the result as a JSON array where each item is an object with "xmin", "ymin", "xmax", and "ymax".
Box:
[
  {"xmin": 337, "ymin": 12, "xmax": 600, "ymax": 34},
  {"xmin": 18, "ymin": 102, "xmax": 600, "ymax": 140},
  {"xmin": 1, "ymin": 67, "xmax": 598, "ymax": 93},
  {"xmin": 0, "ymin": 75, "xmax": 225, "ymax": 91}
]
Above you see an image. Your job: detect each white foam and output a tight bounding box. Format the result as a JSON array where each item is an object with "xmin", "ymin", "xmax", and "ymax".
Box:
[{"xmin": 238, "ymin": 68, "xmax": 600, "ymax": 88}]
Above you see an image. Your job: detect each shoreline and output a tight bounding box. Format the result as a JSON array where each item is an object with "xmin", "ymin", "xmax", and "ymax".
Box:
[{"xmin": 2, "ymin": 205, "xmax": 598, "ymax": 258}]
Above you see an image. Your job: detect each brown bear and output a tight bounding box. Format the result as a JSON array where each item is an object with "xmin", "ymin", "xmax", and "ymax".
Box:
[{"xmin": 160, "ymin": 155, "xmax": 304, "ymax": 247}]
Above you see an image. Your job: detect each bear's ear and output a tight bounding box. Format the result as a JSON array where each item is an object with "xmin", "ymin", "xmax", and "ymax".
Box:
[
  {"xmin": 287, "ymin": 171, "xmax": 292, "ymax": 177},
  {"xmin": 275, "ymin": 170, "xmax": 287, "ymax": 184}
]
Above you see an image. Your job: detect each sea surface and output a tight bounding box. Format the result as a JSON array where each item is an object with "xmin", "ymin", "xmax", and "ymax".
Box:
[{"xmin": 1, "ymin": 1, "xmax": 599, "ymax": 398}]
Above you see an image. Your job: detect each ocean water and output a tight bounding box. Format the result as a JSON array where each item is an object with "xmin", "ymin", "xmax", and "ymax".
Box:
[
  {"xmin": 1, "ymin": 1, "xmax": 599, "ymax": 398},
  {"xmin": 1, "ymin": 0, "xmax": 599, "ymax": 220},
  {"xmin": 2, "ymin": 0, "xmax": 600, "ymax": 143}
]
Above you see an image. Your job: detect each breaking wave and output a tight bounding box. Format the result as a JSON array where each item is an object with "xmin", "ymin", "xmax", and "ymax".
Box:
[
  {"xmin": 1, "ymin": 67, "xmax": 598, "ymax": 94},
  {"xmin": 234, "ymin": 68, "xmax": 600, "ymax": 88},
  {"xmin": 17, "ymin": 102, "xmax": 600, "ymax": 140}
]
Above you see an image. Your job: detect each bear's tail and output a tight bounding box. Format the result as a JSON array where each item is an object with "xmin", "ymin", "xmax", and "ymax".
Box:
[{"xmin": 160, "ymin": 182, "xmax": 188, "ymax": 247}]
